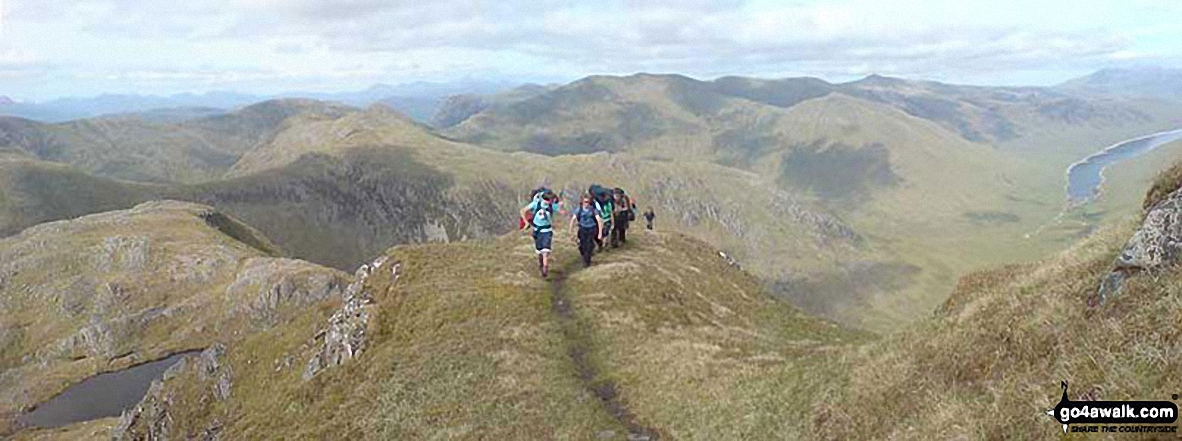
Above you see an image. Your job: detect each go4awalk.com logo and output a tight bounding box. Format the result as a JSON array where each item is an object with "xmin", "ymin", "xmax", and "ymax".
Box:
[{"xmin": 1046, "ymin": 381, "xmax": 1179, "ymax": 434}]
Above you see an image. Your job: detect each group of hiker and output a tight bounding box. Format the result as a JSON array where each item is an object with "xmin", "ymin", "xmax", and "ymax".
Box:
[{"xmin": 520, "ymin": 185, "xmax": 655, "ymax": 277}]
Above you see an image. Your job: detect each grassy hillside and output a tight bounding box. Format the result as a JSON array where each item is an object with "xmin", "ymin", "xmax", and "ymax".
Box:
[
  {"xmin": 0, "ymin": 99, "xmax": 352, "ymax": 184},
  {"xmin": 109, "ymin": 230, "xmax": 865, "ymax": 439},
  {"xmin": 0, "ymin": 156, "xmax": 162, "ymax": 237},
  {"xmin": 0, "ymin": 201, "xmax": 346, "ymax": 436},
  {"xmin": 811, "ymin": 212, "xmax": 1181, "ymax": 439}
]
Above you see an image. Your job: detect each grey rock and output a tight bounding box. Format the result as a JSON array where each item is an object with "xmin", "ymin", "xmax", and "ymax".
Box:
[
  {"xmin": 113, "ymin": 380, "xmax": 173, "ymax": 441},
  {"xmin": 1096, "ymin": 187, "xmax": 1182, "ymax": 304},
  {"xmin": 225, "ymin": 258, "xmax": 347, "ymax": 328},
  {"xmin": 303, "ymin": 261, "xmax": 398, "ymax": 380},
  {"xmin": 114, "ymin": 345, "xmax": 231, "ymax": 439},
  {"xmin": 199, "ymin": 343, "xmax": 233, "ymax": 402},
  {"xmin": 197, "ymin": 344, "xmax": 225, "ymax": 381},
  {"xmin": 94, "ymin": 236, "xmax": 151, "ymax": 273},
  {"xmin": 213, "ymin": 367, "xmax": 233, "ymax": 402}
]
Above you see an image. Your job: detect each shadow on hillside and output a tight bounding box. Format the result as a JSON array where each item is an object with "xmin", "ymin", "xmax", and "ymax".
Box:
[
  {"xmin": 777, "ymin": 141, "xmax": 901, "ymax": 205},
  {"xmin": 771, "ymin": 261, "xmax": 920, "ymax": 322}
]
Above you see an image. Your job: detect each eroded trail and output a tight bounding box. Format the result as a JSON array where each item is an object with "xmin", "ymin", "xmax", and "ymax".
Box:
[{"xmin": 548, "ymin": 258, "xmax": 661, "ymax": 440}]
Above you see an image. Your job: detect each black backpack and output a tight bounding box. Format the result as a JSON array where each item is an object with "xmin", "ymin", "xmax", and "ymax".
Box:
[{"xmin": 589, "ymin": 184, "xmax": 612, "ymax": 204}]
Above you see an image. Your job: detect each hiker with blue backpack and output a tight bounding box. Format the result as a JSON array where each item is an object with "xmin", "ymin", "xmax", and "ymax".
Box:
[
  {"xmin": 568, "ymin": 193, "xmax": 605, "ymax": 268},
  {"xmin": 521, "ymin": 189, "xmax": 559, "ymax": 277}
]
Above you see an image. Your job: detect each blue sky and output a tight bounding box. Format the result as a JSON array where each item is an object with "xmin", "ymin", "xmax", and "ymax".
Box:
[{"xmin": 0, "ymin": 0, "xmax": 1179, "ymax": 100}]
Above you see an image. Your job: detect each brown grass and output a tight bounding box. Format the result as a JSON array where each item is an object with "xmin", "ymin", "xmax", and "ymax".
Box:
[
  {"xmin": 1144, "ymin": 162, "xmax": 1182, "ymax": 211},
  {"xmin": 810, "ymin": 221, "xmax": 1182, "ymax": 439}
]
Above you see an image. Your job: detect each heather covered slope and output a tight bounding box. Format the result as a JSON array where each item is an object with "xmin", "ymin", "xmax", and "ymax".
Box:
[
  {"xmin": 0, "ymin": 201, "xmax": 347, "ymax": 436},
  {"xmin": 111, "ymin": 230, "xmax": 865, "ymax": 439},
  {"xmin": 810, "ymin": 168, "xmax": 1182, "ymax": 439}
]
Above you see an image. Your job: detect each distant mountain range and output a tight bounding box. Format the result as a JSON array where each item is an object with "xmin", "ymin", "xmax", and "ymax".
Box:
[
  {"xmin": 1058, "ymin": 67, "xmax": 1182, "ymax": 99},
  {"xmin": 6, "ymin": 67, "xmax": 1180, "ymax": 126},
  {"xmin": 0, "ymin": 79, "xmax": 520, "ymax": 123}
]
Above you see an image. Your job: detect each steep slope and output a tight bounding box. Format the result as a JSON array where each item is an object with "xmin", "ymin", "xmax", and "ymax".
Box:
[
  {"xmin": 810, "ymin": 170, "xmax": 1182, "ymax": 438},
  {"xmin": 182, "ymin": 145, "xmax": 512, "ymax": 270},
  {"xmin": 0, "ymin": 201, "xmax": 348, "ymax": 437},
  {"xmin": 109, "ymin": 230, "xmax": 864, "ymax": 439}
]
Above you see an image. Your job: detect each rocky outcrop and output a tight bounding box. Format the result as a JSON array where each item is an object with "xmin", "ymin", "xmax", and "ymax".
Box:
[
  {"xmin": 302, "ymin": 256, "xmax": 398, "ymax": 380},
  {"xmin": 1095, "ymin": 187, "xmax": 1182, "ymax": 304},
  {"xmin": 113, "ymin": 345, "xmax": 231, "ymax": 441},
  {"xmin": 225, "ymin": 258, "xmax": 348, "ymax": 328}
]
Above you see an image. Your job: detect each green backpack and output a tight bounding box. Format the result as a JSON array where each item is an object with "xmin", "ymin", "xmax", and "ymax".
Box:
[{"xmin": 597, "ymin": 199, "xmax": 614, "ymax": 221}]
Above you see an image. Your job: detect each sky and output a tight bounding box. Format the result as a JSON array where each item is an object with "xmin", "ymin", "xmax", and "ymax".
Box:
[{"xmin": 0, "ymin": 0, "xmax": 1179, "ymax": 100}]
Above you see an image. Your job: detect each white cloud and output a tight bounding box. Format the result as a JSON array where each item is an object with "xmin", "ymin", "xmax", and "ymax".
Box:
[{"xmin": 0, "ymin": 0, "xmax": 1176, "ymax": 98}]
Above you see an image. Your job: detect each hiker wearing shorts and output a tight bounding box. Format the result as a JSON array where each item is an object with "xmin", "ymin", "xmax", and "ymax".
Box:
[
  {"xmin": 521, "ymin": 190, "xmax": 558, "ymax": 277},
  {"xmin": 569, "ymin": 193, "xmax": 604, "ymax": 268}
]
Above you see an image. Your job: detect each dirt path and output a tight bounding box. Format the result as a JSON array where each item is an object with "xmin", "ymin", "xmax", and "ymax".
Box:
[{"xmin": 548, "ymin": 258, "xmax": 661, "ymax": 440}]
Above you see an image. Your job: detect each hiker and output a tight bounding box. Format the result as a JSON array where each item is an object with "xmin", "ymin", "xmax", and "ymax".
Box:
[
  {"xmin": 521, "ymin": 190, "xmax": 558, "ymax": 277},
  {"xmin": 589, "ymin": 184, "xmax": 614, "ymax": 252},
  {"xmin": 644, "ymin": 208, "xmax": 655, "ymax": 230},
  {"xmin": 568, "ymin": 193, "xmax": 604, "ymax": 268},
  {"xmin": 611, "ymin": 188, "xmax": 635, "ymax": 247}
]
